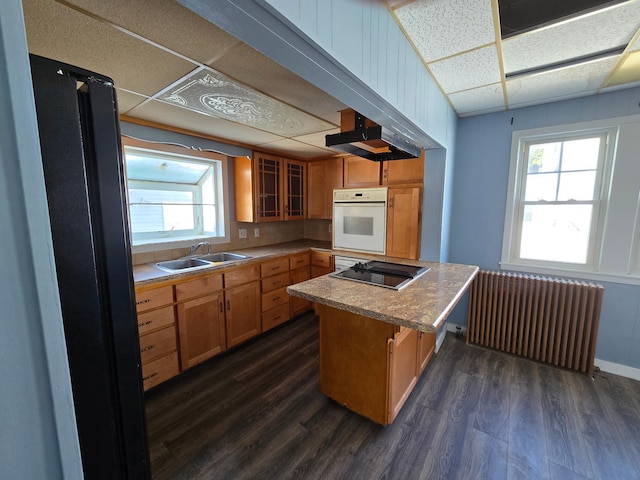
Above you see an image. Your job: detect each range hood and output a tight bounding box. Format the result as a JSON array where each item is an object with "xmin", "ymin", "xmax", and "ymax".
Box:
[{"xmin": 325, "ymin": 110, "xmax": 422, "ymax": 161}]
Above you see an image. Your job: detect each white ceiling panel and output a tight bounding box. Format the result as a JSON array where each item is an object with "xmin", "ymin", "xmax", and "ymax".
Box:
[
  {"xmin": 394, "ymin": 0, "xmax": 495, "ymax": 62},
  {"xmin": 290, "ymin": 129, "xmax": 340, "ymax": 152},
  {"xmin": 429, "ymin": 45, "xmax": 502, "ymax": 93},
  {"xmin": 116, "ymin": 89, "xmax": 149, "ymax": 115},
  {"xmin": 255, "ymin": 139, "xmax": 337, "ymax": 158},
  {"xmin": 507, "ymin": 56, "xmax": 620, "ymax": 108},
  {"xmin": 502, "ymin": 1, "xmax": 640, "ymax": 74},
  {"xmin": 448, "ymin": 83, "xmax": 505, "ymax": 115}
]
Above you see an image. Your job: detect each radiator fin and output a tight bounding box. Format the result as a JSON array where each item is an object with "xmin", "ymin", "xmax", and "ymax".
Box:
[{"xmin": 467, "ymin": 271, "xmax": 604, "ymax": 376}]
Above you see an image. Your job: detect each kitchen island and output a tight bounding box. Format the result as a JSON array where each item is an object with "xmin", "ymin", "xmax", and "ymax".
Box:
[{"xmin": 287, "ymin": 260, "xmax": 478, "ymax": 425}]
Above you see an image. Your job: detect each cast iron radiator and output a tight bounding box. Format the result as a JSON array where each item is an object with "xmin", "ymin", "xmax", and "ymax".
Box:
[{"xmin": 466, "ymin": 271, "xmax": 604, "ymax": 376}]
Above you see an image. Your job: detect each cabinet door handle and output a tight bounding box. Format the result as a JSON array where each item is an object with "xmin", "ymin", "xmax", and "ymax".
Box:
[
  {"xmin": 389, "ymin": 198, "xmax": 394, "ymax": 208},
  {"xmin": 138, "ymin": 320, "xmax": 153, "ymax": 327},
  {"xmin": 219, "ymin": 301, "xmax": 223, "ymax": 313},
  {"xmin": 227, "ymin": 299, "xmax": 231, "ymax": 311},
  {"xmin": 143, "ymin": 372, "xmax": 158, "ymax": 381},
  {"xmin": 141, "ymin": 345, "xmax": 155, "ymax": 353},
  {"xmin": 272, "ymin": 297, "xmax": 281, "ymax": 302}
]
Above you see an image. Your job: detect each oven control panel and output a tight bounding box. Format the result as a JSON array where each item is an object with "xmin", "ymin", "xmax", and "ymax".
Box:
[{"xmin": 333, "ymin": 187, "xmax": 388, "ymax": 202}]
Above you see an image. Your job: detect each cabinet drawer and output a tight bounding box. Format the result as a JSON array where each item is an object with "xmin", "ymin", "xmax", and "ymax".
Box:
[
  {"xmin": 137, "ymin": 305, "xmax": 174, "ymax": 336},
  {"xmin": 311, "ymin": 265, "xmax": 331, "ymax": 278},
  {"xmin": 225, "ymin": 264, "xmax": 260, "ymax": 288},
  {"xmin": 135, "ymin": 285, "xmax": 173, "ymax": 313},
  {"xmin": 262, "ymin": 303, "xmax": 290, "ymax": 332},
  {"xmin": 289, "ymin": 253, "xmax": 310, "ymax": 270},
  {"xmin": 261, "ymin": 257, "xmax": 289, "ymax": 277},
  {"xmin": 142, "ymin": 351, "xmax": 179, "ymax": 391},
  {"xmin": 175, "ymin": 274, "xmax": 223, "ymax": 302},
  {"xmin": 261, "ymin": 271, "xmax": 289, "ymax": 293},
  {"xmin": 261, "ymin": 287, "xmax": 288, "ymax": 312},
  {"xmin": 139, "ymin": 325, "xmax": 176, "ymax": 364},
  {"xmin": 311, "ymin": 251, "xmax": 332, "ymax": 268}
]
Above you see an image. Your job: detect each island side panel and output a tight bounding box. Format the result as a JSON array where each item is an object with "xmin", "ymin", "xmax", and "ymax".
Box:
[{"xmin": 317, "ymin": 303, "xmax": 397, "ymax": 425}]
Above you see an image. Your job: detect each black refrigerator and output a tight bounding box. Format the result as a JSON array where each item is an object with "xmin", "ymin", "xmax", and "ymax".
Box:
[{"xmin": 29, "ymin": 54, "xmax": 150, "ymax": 479}]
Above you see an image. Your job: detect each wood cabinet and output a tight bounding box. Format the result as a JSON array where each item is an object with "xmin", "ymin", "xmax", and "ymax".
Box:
[
  {"xmin": 381, "ymin": 155, "xmax": 424, "ymax": 186},
  {"xmin": 135, "ymin": 285, "xmax": 179, "ymax": 391},
  {"xmin": 175, "ymin": 274, "xmax": 226, "ymax": 370},
  {"xmin": 289, "ymin": 252, "xmax": 311, "ymax": 317},
  {"xmin": 386, "ymin": 187, "xmax": 421, "ymax": 260},
  {"xmin": 316, "ymin": 303, "xmax": 433, "ymax": 425},
  {"xmin": 311, "ymin": 250, "xmax": 333, "ymax": 278},
  {"xmin": 260, "ymin": 257, "xmax": 290, "ymax": 331},
  {"xmin": 224, "ymin": 265, "xmax": 261, "ymax": 348},
  {"xmin": 343, "ymin": 156, "xmax": 381, "ymax": 187},
  {"xmin": 234, "ymin": 152, "xmax": 306, "ymax": 222},
  {"xmin": 417, "ymin": 331, "xmax": 436, "ymax": 375},
  {"xmin": 307, "ymin": 157, "xmax": 343, "ymax": 219}
]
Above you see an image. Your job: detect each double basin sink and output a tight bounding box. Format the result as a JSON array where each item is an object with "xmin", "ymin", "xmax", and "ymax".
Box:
[{"xmin": 153, "ymin": 252, "xmax": 249, "ymax": 273}]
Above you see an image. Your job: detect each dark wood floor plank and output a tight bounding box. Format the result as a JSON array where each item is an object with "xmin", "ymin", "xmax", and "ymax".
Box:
[
  {"xmin": 507, "ymin": 358, "xmax": 550, "ymax": 480},
  {"xmin": 144, "ymin": 316, "xmax": 640, "ymax": 480}
]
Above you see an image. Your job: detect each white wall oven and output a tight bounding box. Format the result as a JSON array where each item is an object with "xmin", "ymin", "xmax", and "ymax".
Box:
[{"xmin": 333, "ymin": 187, "xmax": 387, "ymax": 255}]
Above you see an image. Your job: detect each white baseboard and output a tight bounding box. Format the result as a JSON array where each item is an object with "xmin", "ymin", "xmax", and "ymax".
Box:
[{"xmin": 595, "ymin": 358, "xmax": 640, "ymax": 381}]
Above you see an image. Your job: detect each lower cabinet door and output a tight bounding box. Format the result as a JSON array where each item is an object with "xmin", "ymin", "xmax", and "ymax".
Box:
[
  {"xmin": 290, "ymin": 266, "xmax": 311, "ymax": 316},
  {"xmin": 226, "ymin": 281, "xmax": 261, "ymax": 348},
  {"xmin": 417, "ymin": 331, "xmax": 436, "ymax": 375},
  {"xmin": 387, "ymin": 328, "xmax": 419, "ymax": 424},
  {"xmin": 262, "ymin": 302, "xmax": 290, "ymax": 332},
  {"xmin": 177, "ymin": 293, "xmax": 226, "ymax": 370}
]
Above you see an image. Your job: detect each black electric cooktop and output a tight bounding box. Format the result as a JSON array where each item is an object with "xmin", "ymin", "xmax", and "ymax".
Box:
[{"xmin": 330, "ymin": 260, "xmax": 429, "ymax": 290}]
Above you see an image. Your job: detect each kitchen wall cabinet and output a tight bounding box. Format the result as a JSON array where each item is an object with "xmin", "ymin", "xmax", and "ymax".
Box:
[
  {"xmin": 224, "ymin": 265, "xmax": 261, "ymax": 348},
  {"xmin": 234, "ymin": 152, "xmax": 306, "ymax": 222},
  {"xmin": 343, "ymin": 156, "xmax": 381, "ymax": 187},
  {"xmin": 135, "ymin": 285, "xmax": 179, "ymax": 391},
  {"xmin": 307, "ymin": 157, "xmax": 344, "ymax": 219},
  {"xmin": 343, "ymin": 155, "xmax": 424, "ymax": 189},
  {"xmin": 289, "ymin": 252, "xmax": 311, "ymax": 317},
  {"xmin": 311, "ymin": 250, "xmax": 333, "ymax": 277},
  {"xmin": 386, "ymin": 187, "xmax": 421, "ymax": 260},
  {"xmin": 175, "ymin": 274, "xmax": 226, "ymax": 370}
]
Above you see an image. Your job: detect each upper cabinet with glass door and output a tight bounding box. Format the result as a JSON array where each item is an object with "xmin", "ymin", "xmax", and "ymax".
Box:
[{"xmin": 234, "ymin": 152, "xmax": 306, "ymax": 222}]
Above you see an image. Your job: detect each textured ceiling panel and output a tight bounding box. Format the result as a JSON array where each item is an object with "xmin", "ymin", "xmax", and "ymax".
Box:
[
  {"xmin": 507, "ymin": 56, "xmax": 619, "ymax": 107},
  {"xmin": 23, "ymin": 0, "xmax": 196, "ymax": 96},
  {"xmin": 395, "ymin": 0, "xmax": 495, "ymax": 62},
  {"xmin": 127, "ymin": 99, "xmax": 284, "ymax": 146},
  {"xmin": 210, "ymin": 43, "xmax": 344, "ymax": 125},
  {"xmin": 116, "ymin": 89, "xmax": 149, "ymax": 115},
  {"xmin": 290, "ymin": 129, "xmax": 340, "ymax": 152},
  {"xmin": 255, "ymin": 139, "xmax": 336, "ymax": 158},
  {"xmin": 428, "ymin": 45, "xmax": 502, "ymax": 93},
  {"xmin": 157, "ymin": 67, "xmax": 334, "ymax": 137},
  {"xmin": 62, "ymin": 0, "xmax": 241, "ymax": 64},
  {"xmin": 502, "ymin": 1, "xmax": 640, "ymax": 74},
  {"xmin": 448, "ymin": 83, "xmax": 506, "ymax": 115}
]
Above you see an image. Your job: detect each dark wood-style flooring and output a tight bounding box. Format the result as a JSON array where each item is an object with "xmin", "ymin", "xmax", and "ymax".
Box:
[{"xmin": 145, "ymin": 313, "xmax": 640, "ymax": 480}]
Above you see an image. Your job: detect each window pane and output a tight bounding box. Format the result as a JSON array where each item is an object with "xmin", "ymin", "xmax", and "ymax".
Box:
[
  {"xmin": 129, "ymin": 189, "xmax": 194, "ymax": 233},
  {"xmin": 202, "ymin": 204, "xmax": 216, "ymax": 233},
  {"xmin": 525, "ymin": 172, "xmax": 558, "ymax": 201},
  {"xmin": 520, "ymin": 204, "xmax": 592, "ymax": 264},
  {"xmin": 558, "ymin": 171, "xmax": 597, "ymax": 201},
  {"xmin": 561, "ymin": 137, "xmax": 600, "ymax": 171},
  {"xmin": 126, "ymin": 152, "xmax": 209, "ymax": 184},
  {"xmin": 527, "ymin": 142, "xmax": 561, "ymax": 173}
]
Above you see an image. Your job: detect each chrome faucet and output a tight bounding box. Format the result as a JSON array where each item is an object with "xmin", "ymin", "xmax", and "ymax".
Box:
[{"xmin": 188, "ymin": 241, "xmax": 211, "ymax": 256}]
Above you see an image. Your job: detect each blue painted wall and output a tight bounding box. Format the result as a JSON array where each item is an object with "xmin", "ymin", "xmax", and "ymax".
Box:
[{"xmin": 447, "ymin": 87, "xmax": 640, "ymax": 370}]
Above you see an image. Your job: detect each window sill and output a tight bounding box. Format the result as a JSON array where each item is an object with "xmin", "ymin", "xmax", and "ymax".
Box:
[
  {"xmin": 131, "ymin": 234, "xmax": 230, "ymax": 254},
  {"xmin": 499, "ymin": 262, "xmax": 640, "ymax": 286}
]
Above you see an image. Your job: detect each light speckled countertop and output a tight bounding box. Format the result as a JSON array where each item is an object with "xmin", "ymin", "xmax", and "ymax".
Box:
[
  {"xmin": 133, "ymin": 240, "xmax": 331, "ymax": 287},
  {"xmin": 287, "ymin": 259, "xmax": 479, "ymax": 333}
]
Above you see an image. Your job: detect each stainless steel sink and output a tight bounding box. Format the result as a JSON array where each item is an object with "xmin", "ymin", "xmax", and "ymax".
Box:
[
  {"xmin": 197, "ymin": 252, "xmax": 249, "ymax": 263},
  {"xmin": 154, "ymin": 257, "xmax": 211, "ymax": 273},
  {"xmin": 153, "ymin": 252, "xmax": 250, "ymax": 273}
]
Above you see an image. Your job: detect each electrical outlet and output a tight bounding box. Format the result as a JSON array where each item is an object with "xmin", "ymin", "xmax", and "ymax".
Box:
[
  {"xmin": 328, "ymin": 223, "xmax": 332, "ymax": 233},
  {"xmin": 254, "ymin": 228, "xmax": 260, "ymax": 238},
  {"xmin": 238, "ymin": 228, "xmax": 247, "ymax": 239}
]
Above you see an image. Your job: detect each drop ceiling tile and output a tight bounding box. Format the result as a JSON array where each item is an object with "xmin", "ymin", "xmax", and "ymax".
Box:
[
  {"xmin": 64, "ymin": 0, "xmax": 241, "ymax": 64},
  {"xmin": 156, "ymin": 67, "xmax": 334, "ymax": 137},
  {"xmin": 606, "ymin": 51, "xmax": 640, "ymax": 87},
  {"xmin": 428, "ymin": 45, "xmax": 501, "ymax": 93},
  {"xmin": 507, "ymin": 56, "xmax": 619, "ymax": 107},
  {"xmin": 116, "ymin": 89, "xmax": 149, "ymax": 115},
  {"xmin": 448, "ymin": 83, "xmax": 505, "ymax": 115},
  {"xmin": 395, "ymin": 0, "xmax": 495, "ymax": 62},
  {"xmin": 256, "ymin": 139, "xmax": 336, "ymax": 159},
  {"xmin": 502, "ymin": 1, "xmax": 640, "ymax": 74},
  {"xmin": 127, "ymin": 99, "xmax": 284, "ymax": 146},
  {"xmin": 210, "ymin": 43, "xmax": 344, "ymax": 125},
  {"xmin": 290, "ymin": 129, "xmax": 340, "ymax": 151},
  {"xmin": 23, "ymin": 0, "xmax": 196, "ymax": 96}
]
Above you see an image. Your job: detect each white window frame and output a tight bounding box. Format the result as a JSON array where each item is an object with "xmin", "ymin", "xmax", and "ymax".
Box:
[
  {"xmin": 122, "ymin": 137, "xmax": 230, "ymax": 254},
  {"xmin": 501, "ymin": 115, "xmax": 640, "ymax": 286}
]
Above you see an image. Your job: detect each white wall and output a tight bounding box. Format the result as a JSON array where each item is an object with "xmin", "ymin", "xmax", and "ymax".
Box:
[{"xmin": 0, "ymin": 1, "xmax": 82, "ymax": 477}]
